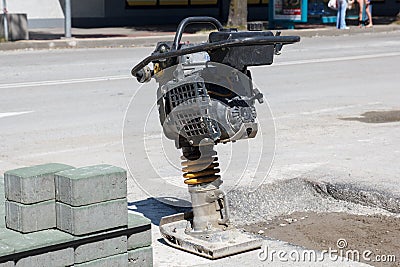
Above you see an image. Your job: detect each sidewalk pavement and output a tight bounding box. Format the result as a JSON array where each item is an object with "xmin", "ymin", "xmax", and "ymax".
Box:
[{"xmin": 1, "ymin": 21, "xmax": 399, "ymax": 51}]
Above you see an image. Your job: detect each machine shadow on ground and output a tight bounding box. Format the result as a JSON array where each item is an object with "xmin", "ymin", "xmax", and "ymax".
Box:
[{"xmin": 128, "ymin": 197, "xmax": 191, "ymax": 226}]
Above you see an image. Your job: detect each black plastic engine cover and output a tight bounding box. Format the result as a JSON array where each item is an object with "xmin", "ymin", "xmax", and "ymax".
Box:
[{"xmin": 208, "ymin": 31, "xmax": 275, "ymax": 71}]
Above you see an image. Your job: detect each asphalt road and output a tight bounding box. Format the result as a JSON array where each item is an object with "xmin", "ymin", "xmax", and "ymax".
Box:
[{"xmin": 1, "ymin": 31, "xmax": 399, "ymax": 266}]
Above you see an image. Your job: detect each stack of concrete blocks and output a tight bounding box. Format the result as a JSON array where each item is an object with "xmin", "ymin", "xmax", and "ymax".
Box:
[
  {"xmin": 0, "ymin": 163, "xmax": 153, "ymax": 267},
  {"xmin": 4, "ymin": 163, "xmax": 74, "ymax": 233},
  {"xmin": 55, "ymin": 164, "xmax": 130, "ymax": 266},
  {"xmin": 3, "ymin": 163, "xmax": 76, "ymax": 267}
]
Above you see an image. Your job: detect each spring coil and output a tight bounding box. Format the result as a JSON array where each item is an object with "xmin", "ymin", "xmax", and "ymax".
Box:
[{"xmin": 181, "ymin": 147, "xmax": 220, "ymax": 185}]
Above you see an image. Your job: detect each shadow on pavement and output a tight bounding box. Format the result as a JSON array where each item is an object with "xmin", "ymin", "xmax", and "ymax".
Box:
[
  {"xmin": 128, "ymin": 197, "xmax": 191, "ymax": 226},
  {"xmin": 156, "ymin": 238, "xmax": 169, "ymax": 245}
]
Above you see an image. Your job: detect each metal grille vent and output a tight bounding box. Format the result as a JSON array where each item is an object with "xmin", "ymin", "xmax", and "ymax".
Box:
[
  {"xmin": 167, "ymin": 82, "xmax": 207, "ymax": 110},
  {"xmin": 165, "ymin": 81, "xmax": 220, "ymax": 143}
]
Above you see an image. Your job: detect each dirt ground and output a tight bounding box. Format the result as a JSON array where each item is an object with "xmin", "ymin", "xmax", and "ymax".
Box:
[{"xmin": 242, "ymin": 212, "xmax": 400, "ymax": 266}]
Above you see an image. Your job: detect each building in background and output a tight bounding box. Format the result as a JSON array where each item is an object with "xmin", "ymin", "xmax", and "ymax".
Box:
[
  {"xmin": 5, "ymin": 0, "xmax": 64, "ymax": 28},
  {"xmin": 4, "ymin": 0, "xmax": 400, "ymax": 28}
]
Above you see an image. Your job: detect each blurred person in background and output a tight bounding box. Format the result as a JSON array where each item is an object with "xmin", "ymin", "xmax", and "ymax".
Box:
[
  {"xmin": 337, "ymin": 0, "xmax": 349, "ymax": 29},
  {"xmin": 364, "ymin": 0, "xmax": 373, "ymax": 27},
  {"xmin": 356, "ymin": 0, "xmax": 364, "ymax": 26},
  {"xmin": 357, "ymin": 0, "xmax": 373, "ymax": 27}
]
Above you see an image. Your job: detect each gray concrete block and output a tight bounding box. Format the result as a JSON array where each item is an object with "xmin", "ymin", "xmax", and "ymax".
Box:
[
  {"xmin": 127, "ymin": 213, "xmax": 151, "ymax": 250},
  {"xmin": 74, "ymin": 253, "xmax": 128, "ymax": 267},
  {"xmin": 0, "ymin": 176, "xmax": 5, "ymax": 202},
  {"xmin": 0, "ymin": 210, "xmax": 5, "ymax": 227},
  {"xmin": 0, "ymin": 228, "xmax": 72, "ymax": 253},
  {"xmin": 0, "ymin": 241, "xmax": 14, "ymax": 257},
  {"xmin": 5, "ymin": 200, "xmax": 56, "ymax": 233},
  {"xmin": 56, "ymin": 198, "xmax": 127, "ymax": 235},
  {"xmin": 0, "ymin": 261, "xmax": 14, "ymax": 267},
  {"xmin": 128, "ymin": 247, "xmax": 153, "ymax": 267},
  {"xmin": 74, "ymin": 235, "xmax": 127, "ymax": 264},
  {"xmin": 55, "ymin": 164, "xmax": 126, "ymax": 206},
  {"xmin": 128, "ymin": 229, "xmax": 151, "ymax": 251},
  {"xmin": 0, "ymin": 204, "xmax": 6, "ymax": 228},
  {"xmin": 128, "ymin": 213, "xmax": 151, "ymax": 228},
  {"xmin": 4, "ymin": 163, "xmax": 74, "ymax": 204},
  {"xmin": 15, "ymin": 247, "xmax": 73, "ymax": 267},
  {"xmin": 0, "ymin": 178, "xmax": 4, "ymax": 228}
]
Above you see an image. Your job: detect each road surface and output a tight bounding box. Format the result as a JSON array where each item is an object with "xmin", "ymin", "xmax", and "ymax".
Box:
[{"xmin": 1, "ymin": 30, "xmax": 399, "ymax": 266}]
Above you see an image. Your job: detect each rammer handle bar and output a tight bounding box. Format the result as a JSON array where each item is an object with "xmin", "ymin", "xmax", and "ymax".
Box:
[
  {"xmin": 172, "ymin": 16, "xmax": 224, "ymax": 51},
  {"xmin": 131, "ymin": 35, "xmax": 300, "ymax": 78}
]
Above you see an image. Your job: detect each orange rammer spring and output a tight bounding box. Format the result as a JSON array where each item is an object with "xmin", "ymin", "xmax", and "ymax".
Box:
[{"xmin": 181, "ymin": 149, "xmax": 220, "ymax": 185}]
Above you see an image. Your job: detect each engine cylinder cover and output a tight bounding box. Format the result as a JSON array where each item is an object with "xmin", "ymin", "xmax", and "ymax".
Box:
[{"xmin": 157, "ymin": 63, "xmax": 259, "ymax": 148}]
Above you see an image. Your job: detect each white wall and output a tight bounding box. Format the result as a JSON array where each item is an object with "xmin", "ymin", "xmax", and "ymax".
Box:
[
  {"xmin": 6, "ymin": 0, "xmax": 64, "ymax": 19},
  {"xmin": 4, "ymin": 0, "xmax": 105, "ymax": 19},
  {"xmin": 4, "ymin": 0, "xmax": 65, "ymax": 28}
]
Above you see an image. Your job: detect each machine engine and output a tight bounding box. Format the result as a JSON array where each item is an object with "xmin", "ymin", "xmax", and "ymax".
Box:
[{"xmin": 151, "ymin": 30, "xmax": 276, "ymax": 150}]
